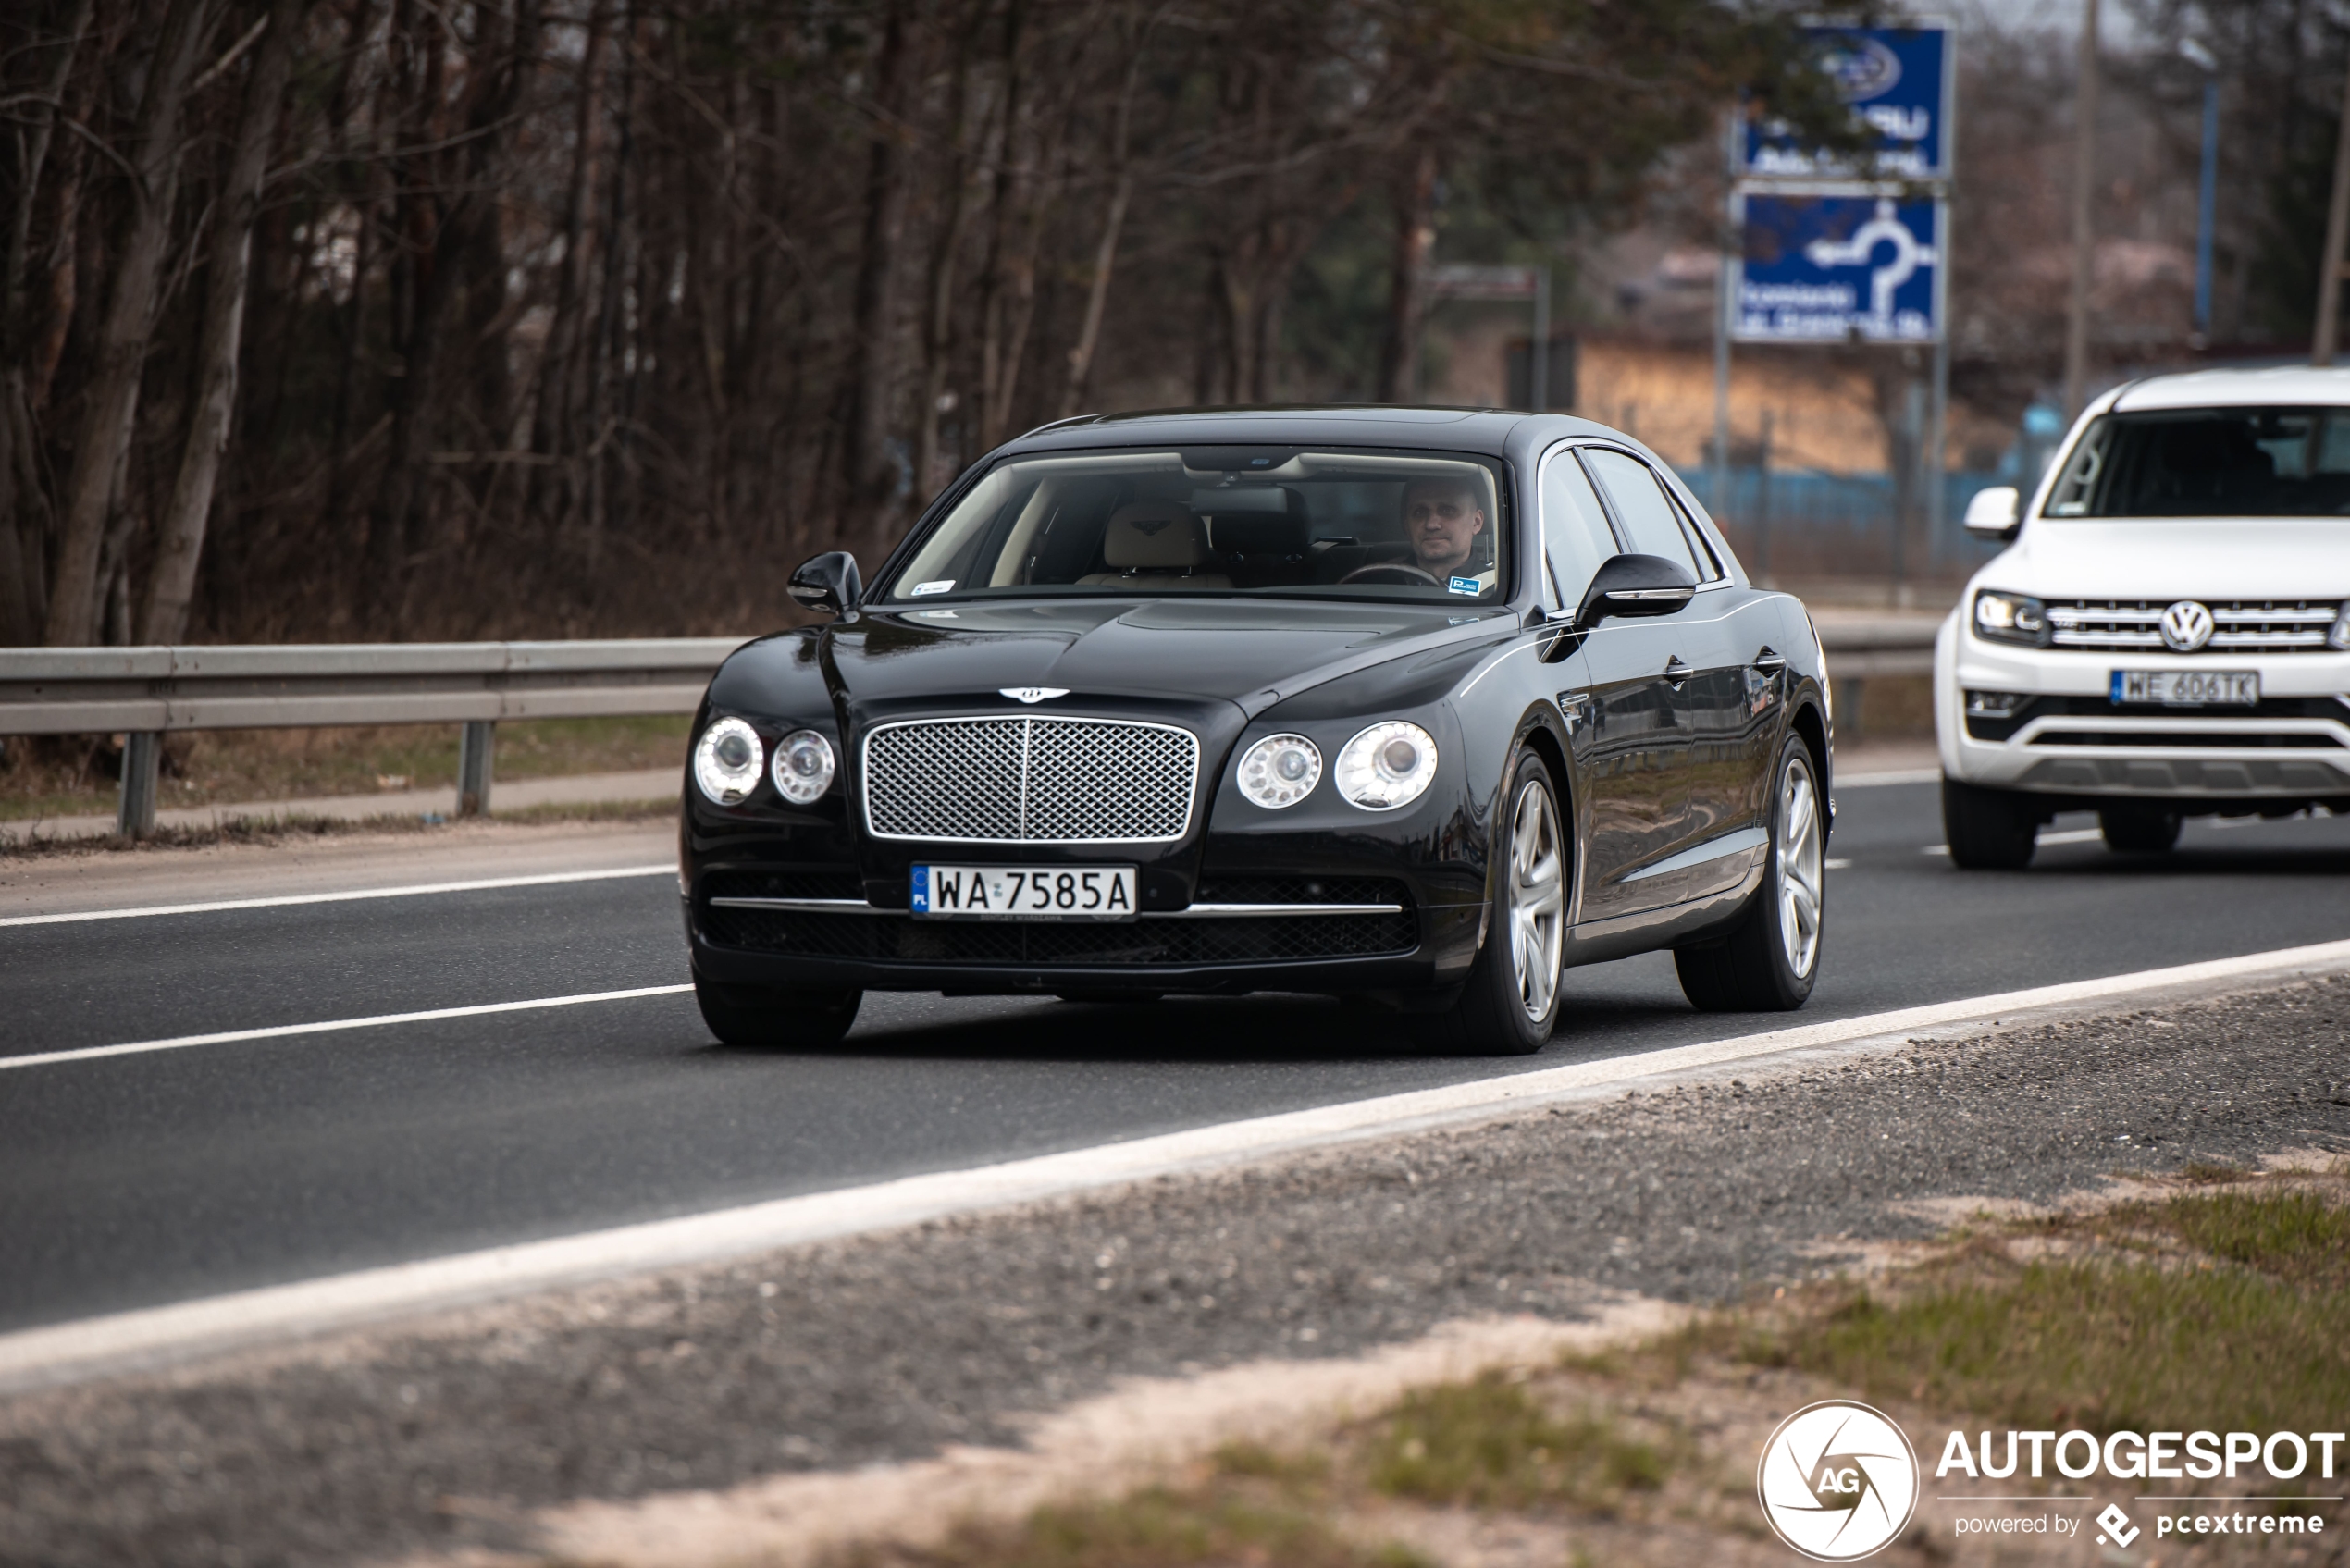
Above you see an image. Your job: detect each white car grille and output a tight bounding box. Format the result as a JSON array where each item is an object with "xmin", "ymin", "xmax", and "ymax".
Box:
[
  {"xmin": 2047, "ymin": 599, "xmax": 2343, "ymax": 654},
  {"xmin": 861, "ymin": 715, "xmax": 1200, "ymax": 844}
]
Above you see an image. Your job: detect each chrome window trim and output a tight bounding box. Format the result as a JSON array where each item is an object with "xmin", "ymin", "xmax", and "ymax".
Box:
[{"xmin": 859, "ymin": 712, "xmax": 1202, "ymax": 845}]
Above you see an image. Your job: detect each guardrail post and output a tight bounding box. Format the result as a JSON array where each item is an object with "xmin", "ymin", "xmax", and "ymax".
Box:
[
  {"xmin": 457, "ymin": 721, "xmax": 495, "ymax": 816},
  {"xmin": 1837, "ymin": 677, "xmax": 1867, "ymax": 739},
  {"xmin": 118, "ymin": 732, "xmax": 160, "ymax": 838}
]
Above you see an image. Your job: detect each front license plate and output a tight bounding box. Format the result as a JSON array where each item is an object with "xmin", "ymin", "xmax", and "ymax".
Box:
[
  {"xmin": 911, "ymin": 864, "xmax": 1137, "ymax": 921},
  {"xmin": 2109, "ymin": 669, "xmax": 2260, "ymax": 707}
]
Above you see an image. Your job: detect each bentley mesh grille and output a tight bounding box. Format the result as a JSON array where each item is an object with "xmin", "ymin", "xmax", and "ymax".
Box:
[
  {"xmin": 2047, "ymin": 599, "xmax": 2344, "ymax": 654},
  {"xmin": 861, "ymin": 716, "xmax": 1199, "ymax": 844}
]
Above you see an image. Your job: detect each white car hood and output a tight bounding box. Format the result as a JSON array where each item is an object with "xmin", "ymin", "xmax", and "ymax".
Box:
[{"xmin": 1987, "ymin": 518, "xmax": 2350, "ymax": 599}]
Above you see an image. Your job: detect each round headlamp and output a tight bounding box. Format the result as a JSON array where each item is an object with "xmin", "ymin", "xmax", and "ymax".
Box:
[
  {"xmin": 772, "ymin": 728, "xmax": 837, "ymax": 804},
  {"xmin": 1334, "ymin": 721, "xmax": 1439, "ymax": 811},
  {"xmin": 693, "ymin": 717, "xmax": 765, "ymax": 806},
  {"xmin": 1236, "ymin": 733, "xmax": 1322, "ymax": 809}
]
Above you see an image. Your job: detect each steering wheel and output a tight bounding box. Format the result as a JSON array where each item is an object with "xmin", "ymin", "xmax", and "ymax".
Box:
[{"xmin": 1338, "ymin": 562, "xmax": 1443, "ymax": 587}]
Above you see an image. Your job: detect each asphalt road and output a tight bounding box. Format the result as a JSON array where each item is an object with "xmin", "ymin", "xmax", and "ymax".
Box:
[{"xmin": 5, "ymin": 781, "xmax": 2349, "ymax": 1335}]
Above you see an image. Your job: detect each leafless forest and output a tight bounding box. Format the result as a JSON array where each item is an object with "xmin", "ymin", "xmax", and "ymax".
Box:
[{"xmin": 0, "ymin": 0, "xmax": 2337, "ymax": 646}]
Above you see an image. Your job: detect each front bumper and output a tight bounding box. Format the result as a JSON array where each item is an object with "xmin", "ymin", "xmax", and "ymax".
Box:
[
  {"xmin": 1937, "ymin": 628, "xmax": 2350, "ymax": 803},
  {"xmin": 686, "ymin": 890, "xmax": 1483, "ymax": 996}
]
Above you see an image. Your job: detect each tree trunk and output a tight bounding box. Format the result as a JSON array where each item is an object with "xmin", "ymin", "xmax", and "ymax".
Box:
[
  {"xmin": 1058, "ymin": 170, "xmax": 1130, "ymax": 418},
  {"xmin": 142, "ymin": 0, "xmax": 304, "ymax": 644},
  {"xmin": 526, "ymin": 0, "xmax": 609, "ymax": 537},
  {"xmin": 1374, "ymin": 147, "xmax": 1437, "ymax": 405},
  {"xmin": 845, "ymin": 0, "xmax": 911, "ymax": 527},
  {"xmin": 43, "ymin": 0, "xmax": 215, "ymax": 646}
]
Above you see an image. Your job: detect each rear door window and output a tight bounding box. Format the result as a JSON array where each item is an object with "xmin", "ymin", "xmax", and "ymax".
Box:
[
  {"xmin": 1582, "ymin": 449, "xmax": 1701, "ymax": 578},
  {"xmin": 1541, "ymin": 449, "xmax": 1621, "ymax": 609}
]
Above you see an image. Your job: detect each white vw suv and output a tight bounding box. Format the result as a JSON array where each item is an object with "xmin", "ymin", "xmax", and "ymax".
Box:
[{"xmin": 1936, "ymin": 366, "xmax": 2350, "ymax": 867}]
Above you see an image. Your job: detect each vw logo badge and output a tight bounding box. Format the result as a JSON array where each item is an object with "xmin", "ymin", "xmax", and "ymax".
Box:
[
  {"xmin": 2159, "ymin": 600, "xmax": 2214, "ymax": 653},
  {"xmin": 1000, "ymin": 687, "xmax": 1069, "ymax": 704}
]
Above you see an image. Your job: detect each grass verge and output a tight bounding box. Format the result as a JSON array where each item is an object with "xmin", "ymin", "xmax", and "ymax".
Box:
[{"xmin": 825, "ymin": 1168, "xmax": 2348, "ymax": 1568}]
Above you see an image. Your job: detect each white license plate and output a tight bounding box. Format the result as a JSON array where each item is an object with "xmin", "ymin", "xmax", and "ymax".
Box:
[
  {"xmin": 911, "ymin": 864, "xmax": 1137, "ymax": 920},
  {"xmin": 2109, "ymin": 670, "xmax": 2260, "ymax": 707}
]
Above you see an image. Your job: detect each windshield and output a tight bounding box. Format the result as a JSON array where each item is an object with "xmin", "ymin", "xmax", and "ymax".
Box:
[
  {"xmin": 881, "ymin": 448, "xmax": 1511, "ymax": 603},
  {"xmin": 2044, "ymin": 407, "xmax": 2350, "ymax": 517}
]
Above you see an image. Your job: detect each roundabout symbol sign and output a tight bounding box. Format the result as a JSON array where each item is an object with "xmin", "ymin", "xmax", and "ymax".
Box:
[{"xmin": 1756, "ymin": 1400, "xmax": 1922, "ymax": 1561}]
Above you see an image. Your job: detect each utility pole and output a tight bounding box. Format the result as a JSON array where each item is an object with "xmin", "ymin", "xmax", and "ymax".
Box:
[
  {"xmin": 2313, "ymin": 62, "xmax": 2350, "ymax": 365},
  {"xmin": 1712, "ymin": 106, "xmax": 1737, "ymax": 518},
  {"xmin": 2182, "ymin": 36, "xmax": 2219, "ymax": 344},
  {"xmin": 2062, "ymin": 0, "xmax": 2100, "ymax": 416}
]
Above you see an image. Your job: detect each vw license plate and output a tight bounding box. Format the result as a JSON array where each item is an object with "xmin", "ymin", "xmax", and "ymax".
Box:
[
  {"xmin": 2109, "ymin": 670, "xmax": 2260, "ymax": 707},
  {"xmin": 912, "ymin": 864, "xmax": 1137, "ymax": 921}
]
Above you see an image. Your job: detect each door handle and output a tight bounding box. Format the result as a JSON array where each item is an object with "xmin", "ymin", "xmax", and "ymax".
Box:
[
  {"xmin": 1752, "ymin": 647, "xmax": 1788, "ymax": 675},
  {"xmin": 1663, "ymin": 656, "xmax": 1692, "ymax": 688}
]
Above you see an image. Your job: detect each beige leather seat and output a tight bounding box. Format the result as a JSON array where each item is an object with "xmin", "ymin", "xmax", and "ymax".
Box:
[{"xmin": 1075, "ymin": 501, "xmax": 1232, "ymax": 589}]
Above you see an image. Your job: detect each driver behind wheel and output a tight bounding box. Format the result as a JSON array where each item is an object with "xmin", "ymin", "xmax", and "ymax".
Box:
[{"xmin": 1404, "ymin": 475, "xmax": 1493, "ymax": 593}]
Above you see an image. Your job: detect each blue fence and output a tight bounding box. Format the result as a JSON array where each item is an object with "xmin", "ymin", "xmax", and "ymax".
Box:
[{"xmin": 1668, "ymin": 464, "xmax": 2009, "ymax": 577}]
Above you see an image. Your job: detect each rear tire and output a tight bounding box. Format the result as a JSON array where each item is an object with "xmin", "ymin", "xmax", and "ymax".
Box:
[
  {"xmin": 693, "ymin": 973, "xmax": 861, "ymax": 1048},
  {"xmin": 1676, "ymin": 734, "xmax": 1824, "ymax": 1012},
  {"xmin": 1942, "ymin": 776, "xmax": 2040, "ymax": 869},
  {"xmin": 1413, "ymin": 745, "xmax": 1566, "ymax": 1056},
  {"xmin": 2099, "ymin": 805, "xmax": 2182, "ymax": 853}
]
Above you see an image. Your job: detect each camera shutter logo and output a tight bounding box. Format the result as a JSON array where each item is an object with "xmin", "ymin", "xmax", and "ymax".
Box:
[
  {"xmin": 2160, "ymin": 599, "xmax": 2215, "ymax": 652},
  {"xmin": 1756, "ymin": 1400, "xmax": 1921, "ymax": 1561}
]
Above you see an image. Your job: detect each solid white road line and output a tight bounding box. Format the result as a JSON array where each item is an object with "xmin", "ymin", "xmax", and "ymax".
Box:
[
  {"xmin": 0, "ymin": 984, "xmax": 695, "ymax": 1072},
  {"xmin": 0, "ymin": 864, "xmax": 677, "ymax": 929},
  {"xmin": 1837, "ymin": 766, "xmax": 1940, "ymax": 787},
  {"xmin": 6, "ymin": 933, "xmax": 2349, "ymax": 1394}
]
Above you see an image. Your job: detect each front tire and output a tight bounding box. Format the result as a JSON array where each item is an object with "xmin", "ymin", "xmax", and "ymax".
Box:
[
  {"xmin": 2099, "ymin": 804, "xmax": 2182, "ymax": 853},
  {"xmin": 1676, "ymin": 734, "xmax": 1824, "ymax": 1012},
  {"xmin": 1414, "ymin": 745, "xmax": 1566, "ymax": 1056},
  {"xmin": 694, "ymin": 972, "xmax": 861, "ymax": 1048},
  {"xmin": 1942, "ymin": 776, "xmax": 2040, "ymax": 869}
]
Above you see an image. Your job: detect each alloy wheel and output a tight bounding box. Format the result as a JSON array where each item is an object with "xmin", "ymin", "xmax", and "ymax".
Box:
[
  {"xmin": 1776, "ymin": 759, "xmax": 1824, "ymax": 979},
  {"xmin": 1506, "ymin": 777, "xmax": 1566, "ymax": 1020}
]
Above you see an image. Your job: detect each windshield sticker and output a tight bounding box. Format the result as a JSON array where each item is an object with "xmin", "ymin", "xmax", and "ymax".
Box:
[
  {"xmin": 1448, "ymin": 575, "xmax": 1480, "ymax": 596},
  {"xmin": 910, "ymin": 579, "xmax": 956, "ymax": 597}
]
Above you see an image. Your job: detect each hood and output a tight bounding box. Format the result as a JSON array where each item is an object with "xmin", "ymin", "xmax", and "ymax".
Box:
[
  {"xmin": 1989, "ymin": 518, "xmax": 2350, "ymax": 599},
  {"xmin": 819, "ymin": 598, "xmax": 1515, "ymax": 713}
]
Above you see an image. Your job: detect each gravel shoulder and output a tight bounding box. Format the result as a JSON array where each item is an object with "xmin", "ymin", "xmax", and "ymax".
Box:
[{"xmin": 3, "ymin": 977, "xmax": 2345, "ymax": 1567}]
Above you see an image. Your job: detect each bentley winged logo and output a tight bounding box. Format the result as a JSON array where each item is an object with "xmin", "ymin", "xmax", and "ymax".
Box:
[{"xmin": 1000, "ymin": 687, "xmax": 1070, "ymax": 704}]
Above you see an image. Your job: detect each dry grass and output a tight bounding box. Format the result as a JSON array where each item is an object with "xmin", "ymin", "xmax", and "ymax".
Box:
[{"xmin": 0, "ymin": 716, "xmax": 689, "ymax": 821}]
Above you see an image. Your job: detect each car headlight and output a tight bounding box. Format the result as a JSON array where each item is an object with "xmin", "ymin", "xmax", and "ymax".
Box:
[
  {"xmin": 693, "ymin": 717, "xmax": 764, "ymax": 805},
  {"xmin": 772, "ymin": 729, "xmax": 836, "ymax": 804},
  {"xmin": 1973, "ymin": 589, "xmax": 2047, "ymax": 647},
  {"xmin": 1334, "ymin": 721, "xmax": 1439, "ymax": 811},
  {"xmin": 1236, "ymin": 733, "xmax": 1322, "ymax": 809}
]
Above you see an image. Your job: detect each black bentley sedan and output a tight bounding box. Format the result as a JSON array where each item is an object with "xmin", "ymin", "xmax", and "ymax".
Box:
[{"xmin": 682, "ymin": 407, "xmax": 1832, "ymax": 1055}]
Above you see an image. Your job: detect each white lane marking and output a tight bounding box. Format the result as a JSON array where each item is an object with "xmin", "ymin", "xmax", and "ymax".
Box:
[
  {"xmin": 1922, "ymin": 828, "xmax": 2105, "ymax": 856},
  {"xmin": 1824, "ymin": 858, "xmax": 1852, "ymax": 870},
  {"xmin": 0, "ymin": 985, "xmax": 694, "ymax": 1072},
  {"xmin": 1837, "ymin": 766, "xmax": 1939, "ymax": 787},
  {"xmin": 7, "ymin": 934, "xmax": 2350, "ymax": 1394},
  {"xmin": 0, "ymin": 865, "xmax": 677, "ymax": 929}
]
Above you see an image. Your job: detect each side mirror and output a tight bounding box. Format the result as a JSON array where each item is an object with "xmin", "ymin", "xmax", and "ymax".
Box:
[
  {"xmin": 1576, "ymin": 553, "xmax": 1698, "ymax": 626},
  {"xmin": 788, "ymin": 551, "xmax": 862, "ymax": 617},
  {"xmin": 1962, "ymin": 485, "xmax": 2021, "ymax": 539}
]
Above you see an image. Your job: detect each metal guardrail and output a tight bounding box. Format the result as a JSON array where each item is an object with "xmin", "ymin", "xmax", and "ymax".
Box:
[
  {"xmin": 0, "ymin": 639, "xmax": 742, "ymax": 835},
  {"xmin": 0, "ymin": 622, "xmax": 1939, "ymax": 838}
]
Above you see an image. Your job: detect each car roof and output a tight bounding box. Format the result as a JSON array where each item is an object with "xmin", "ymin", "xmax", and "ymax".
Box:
[
  {"xmin": 999, "ymin": 405, "xmax": 1619, "ymax": 459},
  {"xmin": 2111, "ymin": 365, "xmax": 2350, "ymax": 412}
]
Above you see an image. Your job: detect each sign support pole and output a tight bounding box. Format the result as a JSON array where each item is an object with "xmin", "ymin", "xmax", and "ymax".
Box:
[
  {"xmin": 1531, "ymin": 266, "xmax": 1551, "ymax": 413},
  {"xmin": 1712, "ymin": 107, "xmax": 1737, "ymax": 518}
]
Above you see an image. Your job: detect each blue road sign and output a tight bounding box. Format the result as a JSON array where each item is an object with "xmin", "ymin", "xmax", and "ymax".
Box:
[
  {"xmin": 1742, "ymin": 22, "xmax": 1953, "ymax": 180},
  {"xmin": 1733, "ymin": 191, "xmax": 1944, "ymax": 343}
]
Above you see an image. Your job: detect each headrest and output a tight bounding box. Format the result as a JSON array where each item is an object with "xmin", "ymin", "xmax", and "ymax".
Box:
[
  {"xmin": 1209, "ymin": 512, "xmax": 1309, "ymax": 555},
  {"xmin": 1103, "ymin": 501, "xmax": 1207, "ymax": 568}
]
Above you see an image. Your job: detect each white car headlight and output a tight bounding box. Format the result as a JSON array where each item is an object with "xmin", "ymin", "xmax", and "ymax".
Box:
[
  {"xmin": 1236, "ymin": 733, "xmax": 1322, "ymax": 809},
  {"xmin": 772, "ymin": 728, "xmax": 836, "ymax": 804},
  {"xmin": 1334, "ymin": 721, "xmax": 1438, "ymax": 811},
  {"xmin": 693, "ymin": 717, "xmax": 765, "ymax": 805}
]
